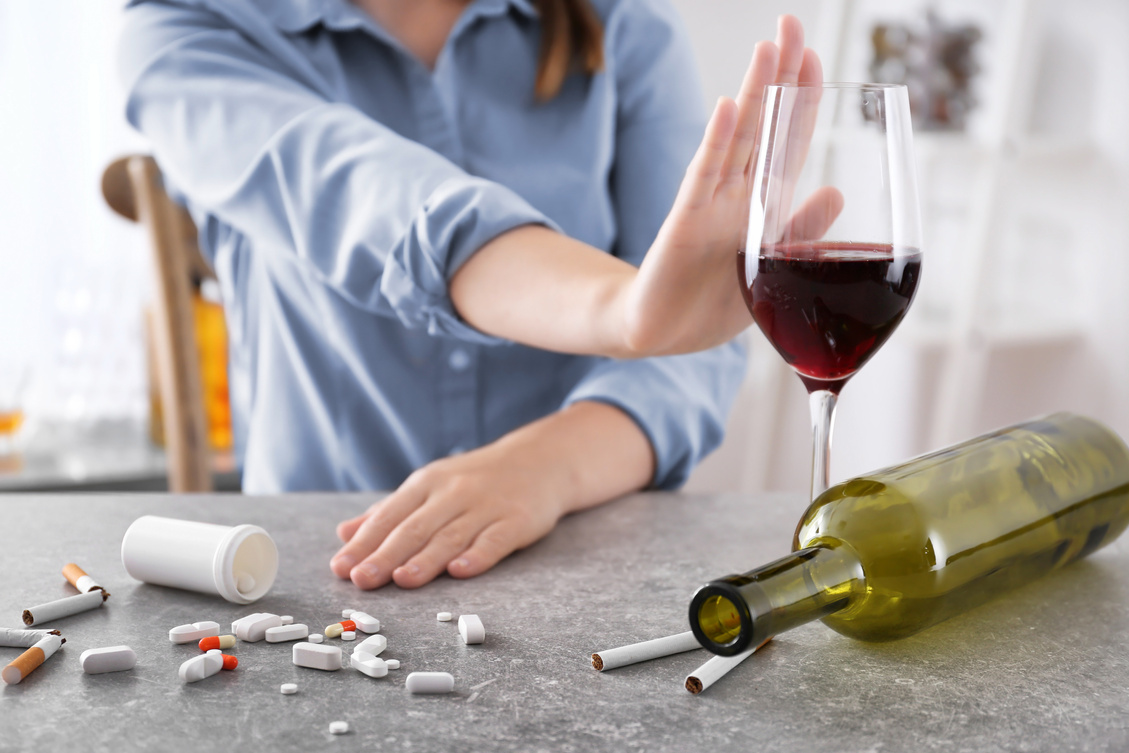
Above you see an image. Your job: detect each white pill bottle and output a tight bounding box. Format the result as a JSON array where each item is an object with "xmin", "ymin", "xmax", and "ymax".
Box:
[{"xmin": 121, "ymin": 516, "xmax": 278, "ymax": 604}]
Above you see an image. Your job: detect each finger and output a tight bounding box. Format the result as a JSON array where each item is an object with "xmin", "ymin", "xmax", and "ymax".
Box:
[
  {"xmin": 390, "ymin": 514, "xmax": 481, "ymax": 589},
  {"xmin": 350, "ymin": 500, "xmax": 463, "ymax": 589},
  {"xmin": 783, "ymin": 186, "xmax": 844, "ymax": 242},
  {"xmin": 446, "ymin": 519, "xmax": 532, "ymax": 579},
  {"xmin": 774, "ymin": 14, "xmax": 805, "ymax": 84},
  {"xmin": 798, "ymin": 46, "xmax": 823, "ymax": 86},
  {"xmin": 336, "ymin": 510, "xmax": 370, "ymax": 543},
  {"xmin": 329, "ymin": 484, "xmax": 426, "ymax": 580},
  {"xmin": 681, "ymin": 97, "xmax": 738, "ymax": 208},
  {"xmin": 722, "ymin": 40, "xmax": 779, "ymax": 185}
]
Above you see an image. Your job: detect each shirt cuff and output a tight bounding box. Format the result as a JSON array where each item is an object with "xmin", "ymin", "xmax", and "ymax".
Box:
[{"xmin": 380, "ymin": 175, "xmax": 558, "ymax": 344}]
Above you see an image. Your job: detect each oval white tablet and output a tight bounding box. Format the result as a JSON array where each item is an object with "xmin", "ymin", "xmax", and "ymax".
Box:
[
  {"xmin": 356, "ymin": 634, "xmax": 387, "ymax": 656},
  {"xmin": 458, "ymin": 614, "xmax": 485, "ymax": 645},
  {"xmin": 350, "ymin": 612, "xmax": 380, "ymax": 634},
  {"xmin": 265, "ymin": 623, "xmax": 309, "ymax": 643},
  {"xmin": 292, "ymin": 642, "xmax": 342, "ymax": 671},
  {"xmin": 405, "ymin": 671, "xmax": 454, "ymax": 694},
  {"xmin": 238, "ymin": 613, "xmax": 282, "ymax": 642},
  {"xmin": 80, "ymin": 646, "xmax": 136, "ymax": 675},
  {"xmin": 351, "ymin": 653, "xmax": 388, "ymax": 678},
  {"xmin": 168, "ymin": 621, "xmax": 221, "ymax": 644}
]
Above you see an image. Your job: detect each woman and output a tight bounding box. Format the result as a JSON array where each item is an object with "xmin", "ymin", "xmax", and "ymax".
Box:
[{"xmin": 119, "ymin": 0, "xmax": 821, "ymax": 589}]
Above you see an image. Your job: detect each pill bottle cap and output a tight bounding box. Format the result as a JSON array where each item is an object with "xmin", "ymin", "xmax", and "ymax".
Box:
[{"xmin": 214, "ymin": 524, "xmax": 278, "ymax": 604}]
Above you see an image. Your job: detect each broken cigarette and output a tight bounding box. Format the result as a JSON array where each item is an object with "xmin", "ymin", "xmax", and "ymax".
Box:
[
  {"xmin": 22, "ymin": 590, "xmax": 108, "ymax": 626},
  {"xmin": 1, "ymin": 633, "xmax": 65, "ymax": 685},
  {"xmin": 592, "ymin": 630, "xmax": 703, "ymax": 671},
  {"xmin": 684, "ymin": 637, "xmax": 771, "ymax": 695},
  {"xmin": 0, "ymin": 628, "xmax": 61, "ymax": 648},
  {"xmin": 62, "ymin": 562, "xmax": 106, "ymax": 595}
]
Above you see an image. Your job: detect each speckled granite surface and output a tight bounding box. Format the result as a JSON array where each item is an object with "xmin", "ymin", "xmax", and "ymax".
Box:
[{"xmin": 2, "ymin": 492, "xmax": 1127, "ymax": 752}]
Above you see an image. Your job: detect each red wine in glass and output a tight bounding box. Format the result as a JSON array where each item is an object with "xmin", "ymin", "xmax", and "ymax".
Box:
[{"xmin": 739, "ymin": 241, "xmax": 922, "ymax": 395}]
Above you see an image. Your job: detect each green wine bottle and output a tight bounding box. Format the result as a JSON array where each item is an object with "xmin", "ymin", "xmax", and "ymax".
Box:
[{"xmin": 690, "ymin": 413, "xmax": 1129, "ymax": 655}]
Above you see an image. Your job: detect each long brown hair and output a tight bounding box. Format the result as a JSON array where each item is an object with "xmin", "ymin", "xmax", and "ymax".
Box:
[{"xmin": 533, "ymin": 0, "xmax": 605, "ymax": 101}]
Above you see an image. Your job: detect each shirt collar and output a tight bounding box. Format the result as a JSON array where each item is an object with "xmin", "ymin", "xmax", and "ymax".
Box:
[{"xmin": 265, "ymin": 0, "xmax": 537, "ymax": 34}]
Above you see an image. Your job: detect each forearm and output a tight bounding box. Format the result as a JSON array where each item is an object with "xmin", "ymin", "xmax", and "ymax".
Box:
[
  {"xmin": 449, "ymin": 225, "xmax": 638, "ymax": 358},
  {"xmin": 490, "ymin": 399, "xmax": 655, "ymax": 515}
]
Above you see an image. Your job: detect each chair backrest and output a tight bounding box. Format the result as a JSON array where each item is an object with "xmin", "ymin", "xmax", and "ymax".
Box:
[{"xmin": 102, "ymin": 155, "xmax": 213, "ymax": 492}]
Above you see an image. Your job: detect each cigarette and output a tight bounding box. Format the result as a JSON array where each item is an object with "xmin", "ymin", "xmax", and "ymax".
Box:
[
  {"xmin": 0, "ymin": 628, "xmax": 61, "ymax": 648},
  {"xmin": 684, "ymin": 637, "xmax": 772, "ymax": 695},
  {"xmin": 22, "ymin": 590, "xmax": 109, "ymax": 626},
  {"xmin": 62, "ymin": 562, "xmax": 106, "ymax": 595},
  {"xmin": 1, "ymin": 633, "xmax": 65, "ymax": 685},
  {"xmin": 591, "ymin": 630, "xmax": 703, "ymax": 671}
]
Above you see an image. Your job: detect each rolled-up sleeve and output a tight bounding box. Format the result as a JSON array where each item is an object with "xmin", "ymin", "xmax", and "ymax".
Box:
[
  {"xmin": 562, "ymin": 0, "xmax": 748, "ymax": 488},
  {"xmin": 119, "ymin": 1, "xmax": 552, "ymax": 343}
]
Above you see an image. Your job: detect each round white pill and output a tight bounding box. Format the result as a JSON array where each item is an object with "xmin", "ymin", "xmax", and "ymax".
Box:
[
  {"xmin": 308, "ymin": 634, "xmax": 324, "ymax": 644},
  {"xmin": 386, "ymin": 659, "xmax": 400, "ymax": 670},
  {"xmin": 236, "ymin": 573, "xmax": 256, "ymax": 593},
  {"xmin": 341, "ymin": 608, "xmax": 356, "ymax": 618},
  {"xmin": 281, "ymin": 683, "xmax": 297, "ymax": 695},
  {"xmin": 329, "ymin": 721, "xmax": 349, "ymax": 735},
  {"xmin": 406, "ymin": 671, "xmax": 455, "ymax": 694},
  {"xmin": 342, "ymin": 631, "xmax": 356, "ymax": 641},
  {"xmin": 280, "ymin": 615, "xmax": 294, "ymax": 625},
  {"xmin": 436, "ymin": 612, "xmax": 453, "ymax": 622}
]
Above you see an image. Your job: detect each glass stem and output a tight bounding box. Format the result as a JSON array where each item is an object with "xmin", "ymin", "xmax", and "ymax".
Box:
[{"xmin": 808, "ymin": 389, "xmax": 839, "ymax": 500}]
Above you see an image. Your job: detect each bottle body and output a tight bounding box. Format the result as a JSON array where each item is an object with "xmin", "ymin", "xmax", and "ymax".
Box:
[{"xmin": 691, "ymin": 413, "xmax": 1129, "ymax": 654}]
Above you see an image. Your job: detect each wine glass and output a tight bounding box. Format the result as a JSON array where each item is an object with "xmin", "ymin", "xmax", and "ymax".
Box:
[{"xmin": 741, "ymin": 83, "xmax": 923, "ymax": 500}]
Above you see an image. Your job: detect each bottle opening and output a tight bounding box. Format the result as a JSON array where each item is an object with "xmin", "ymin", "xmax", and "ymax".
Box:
[{"xmin": 697, "ymin": 595, "xmax": 743, "ymax": 646}]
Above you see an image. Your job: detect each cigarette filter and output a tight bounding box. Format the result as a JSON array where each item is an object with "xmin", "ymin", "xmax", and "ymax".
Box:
[
  {"xmin": 1, "ymin": 634, "xmax": 64, "ymax": 685},
  {"xmin": 62, "ymin": 562, "xmax": 105, "ymax": 594},
  {"xmin": 22, "ymin": 589, "xmax": 108, "ymax": 626}
]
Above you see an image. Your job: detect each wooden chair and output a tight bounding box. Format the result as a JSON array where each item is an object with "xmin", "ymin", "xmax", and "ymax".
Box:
[{"xmin": 102, "ymin": 155, "xmax": 213, "ymax": 492}]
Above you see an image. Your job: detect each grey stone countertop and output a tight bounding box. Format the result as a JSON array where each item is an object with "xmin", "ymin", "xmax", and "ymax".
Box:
[{"xmin": 2, "ymin": 492, "xmax": 1127, "ymax": 752}]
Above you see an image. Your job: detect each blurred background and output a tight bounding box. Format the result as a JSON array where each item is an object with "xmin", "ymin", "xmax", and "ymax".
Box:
[{"xmin": 0, "ymin": 0, "xmax": 1125, "ymax": 493}]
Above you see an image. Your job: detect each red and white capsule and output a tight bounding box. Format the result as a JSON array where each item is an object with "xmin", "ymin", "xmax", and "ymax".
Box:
[
  {"xmin": 324, "ymin": 620, "xmax": 356, "ymax": 639},
  {"xmin": 199, "ymin": 635, "xmax": 236, "ymax": 651}
]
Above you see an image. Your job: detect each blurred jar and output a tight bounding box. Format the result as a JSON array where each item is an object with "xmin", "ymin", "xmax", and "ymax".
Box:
[{"xmin": 0, "ymin": 362, "xmax": 28, "ymax": 459}]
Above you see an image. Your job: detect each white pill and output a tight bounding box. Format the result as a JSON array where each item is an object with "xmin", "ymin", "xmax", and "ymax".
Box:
[
  {"xmin": 436, "ymin": 612, "xmax": 453, "ymax": 622},
  {"xmin": 168, "ymin": 621, "xmax": 221, "ymax": 644},
  {"xmin": 406, "ymin": 671, "xmax": 455, "ymax": 694},
  {"xmin": 308, "ymin": 633, "xmax": 325, "ymax": 644},
  {"xmin": 238, "ymin": 613, "xmax": 282, "ymax": 642},
  {"xmin": 178, "ymin": 652, "xmax": 223, "ymax": 684},
  {"xmin": 231, "ymin": 613, "xmax": 263, "ymax": 635},
  {"xmin": 341, "ymin": 631, "xmax": 356, "ymax": 641},
  {"xmin": 386, "ymin": 659, "xmax": 400, "ymax": 670},
  {"xmin": 356, "ymin": 634, "xmax": 387, "ymax": 656},
  {"xmin": 281, "ymin": 683, "xmax": 298, "ymax": 695},
  {"xmin": 280, "ymin": 615, "xmax": 294, "ymax": 625},
  {"xmin": 236, "ymin": 573, "xmax": 255, "ymax": 593},
  {"xmin": 80, "ymin": 646, "xmax": 136, "ymax": 675},
  {"xmin": 350, "ymin": 612, "xmax": 380, "ymax": 634},
  {"xmin": 458, "ymin": 614, "xmax": 485, "ymax": 645},
  {"xmin": 351, "ymin": 653, "xmax": 388, "ymax": 678},
  {"xmin": 292, "ymin": 642, "xmax": 342, "ymax": 671},
  {"xmin": 266, "ymin": 623, "xmax": 310, "ymax": 643},
  {"xmin": 341, "ymin": 608, "xmax": 356, "ymax": 618},
  {"xmin": 329, "ymin": 721, "xmax": 349, "ymax": 735}
]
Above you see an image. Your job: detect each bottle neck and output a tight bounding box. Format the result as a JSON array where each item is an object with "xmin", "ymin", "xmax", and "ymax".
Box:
[{"xmin": 690, "ymin": 545, "xmax": 862, "ymax": 655}]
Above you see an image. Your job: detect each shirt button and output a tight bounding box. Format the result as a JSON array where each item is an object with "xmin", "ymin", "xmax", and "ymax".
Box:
[{"xmin": 448, "ymin": 349, "xmax": 471, "ymax": 372}]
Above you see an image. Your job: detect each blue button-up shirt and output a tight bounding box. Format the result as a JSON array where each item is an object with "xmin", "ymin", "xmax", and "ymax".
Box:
[{"xmin": 120, "ymin": 0, "xmax": 747, "ymax": 492}]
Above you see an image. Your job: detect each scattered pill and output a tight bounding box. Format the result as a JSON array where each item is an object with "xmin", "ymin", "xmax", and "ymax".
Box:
[
  {"xmin": 436, "ymin": 612, "xmax": 453, "ymax": 622},
  {"xmin": 169, "ymin": 621, "xmax": 221, "ymax": 644},
  {"xmin": 329, "ymin": 721, "xmax": 349, "ymax": 735},
  {"xmin": 280, "ymin": 615, "xmax": 294, "ymax": 625},
  {"xmin": 406, "ymin": 671, "xmax": 455, "ymax": 694},
  {"xmin": 238, "ymin": 613, "xmax": 282, "ymax": 642},
  {"xmin": 281, "ymin": 683, "xmax": 298, "ymax": 695},
  {"xmin": 2, "ymin": 635, "xmax": 65, "ymax": 685},
  {"xmin": 199, "ymin": 635, "xmax": 236, "ymax": 651},
  {"xmin": 80, "ymin": 646, "xmax": 136, "ymax": 675},
  {"xmin": 386, "ymin": 659, "xmax": 400, "ymax": 670},
  {"xmin": 266, "ymin": 623, "xmax": 310, "ymax": 643},
  {"xmin": 341, "ymin": 609, "xmax": 356, "ymax": 618},
  {"xmin": 231, "ymin": 613, "xmax": 262, "ymax": 634},
  {"xmin": 308, "ymin": 633, "xmax": 325, "ymax": 644},
  {"xmin": 293, "ymin": 642, "xmax": 342, "ymax": 671},
  {"xmin": 351, "ymin": 653, "xmax": 388, "ymax": 678},
  {"xmin": 356, "ymin": 634, "xmax": 387, "ymax": 656},
  {"xmin": 350, "ymin": 612, "xmax": 380, "ymax": 634},
  {"xmin": 341, "ymin": 631, "xmax": 356, "ymax": 641},
  {"xmin": 179, "ymin": 651, "xmax": 224, "ymax": 683},
  {"xmin": 324, "ymin": 619, "xmax": 356, "ymax": 639},
  {"xmin": 458, "ymin": 614, "xmax": 485, "ymax": 645},
  {"xmin": 236, "ymin": 573, "xmax": 256, "ymax": 593}
]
